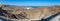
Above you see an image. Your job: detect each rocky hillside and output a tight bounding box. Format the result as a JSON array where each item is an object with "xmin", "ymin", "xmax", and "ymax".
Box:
[
  {"xmin": 26, "ymin": 6, "xmax": 60, "ymax": 20},
  {"xmin": 0, "ymin": 4, "xmax": 27, "ymax": 19},
  {"xmin": 0, "ymin": 4, "xmax": 60, "ymax": 21}
]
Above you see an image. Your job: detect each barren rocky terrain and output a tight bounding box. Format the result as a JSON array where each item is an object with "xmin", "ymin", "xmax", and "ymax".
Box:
[{"xmin": 0, "ymin": 4, "xmax": 60, "ymax": 21}]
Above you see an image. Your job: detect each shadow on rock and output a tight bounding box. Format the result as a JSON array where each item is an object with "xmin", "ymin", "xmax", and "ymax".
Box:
[
  {"xmin": 0, "ymin": 7, "xmax": 8, "ymax": 16},
  {"xmin": 34, "ymin": 12, "xmax": 60, "ymax": 21}
]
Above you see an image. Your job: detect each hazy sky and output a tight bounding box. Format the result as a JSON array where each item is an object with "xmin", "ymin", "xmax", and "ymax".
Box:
[{"xmin": 0, "ymin": 0, "xmax": 60, "ymax": 6}]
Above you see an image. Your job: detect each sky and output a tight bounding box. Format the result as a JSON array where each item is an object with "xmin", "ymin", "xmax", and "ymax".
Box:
[{"xmin": 0, "ymin": 0, "xmax": 60, "ymax": 6}]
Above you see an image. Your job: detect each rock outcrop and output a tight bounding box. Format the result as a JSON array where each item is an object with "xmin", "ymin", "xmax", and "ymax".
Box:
[
  {"xmin": 0, "ymin": 4, "xmax": 60, "ymax": 21},
  {"xmin": 0, "ymin": 4, "xmax": 28, "ymax": 19}
]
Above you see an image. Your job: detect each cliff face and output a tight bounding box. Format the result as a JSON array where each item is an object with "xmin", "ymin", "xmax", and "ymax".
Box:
[{"xmin": 0, "ymin": 4, "xmax": 60, "ymax": 20}]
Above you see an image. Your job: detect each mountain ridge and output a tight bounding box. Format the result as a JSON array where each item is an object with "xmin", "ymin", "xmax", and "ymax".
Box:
[{"xmin": 0, "ymin": 4, "xmax": 60, "ymax": 20}]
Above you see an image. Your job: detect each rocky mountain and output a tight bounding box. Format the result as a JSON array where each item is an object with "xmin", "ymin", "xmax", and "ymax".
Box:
[
  {"xmin": 0, "ymin": 4, "xmax": 60, "ymax": 21},
  {"xmin": 25, "ymin": 5, "xmax": 60, "ymax": 20},
  {"xmin": 0, "ymin": 4, "xmax": 27, "ymax": 19}
]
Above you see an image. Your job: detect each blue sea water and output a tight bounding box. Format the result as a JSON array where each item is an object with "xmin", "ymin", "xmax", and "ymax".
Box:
[{"xmin": 31, "ymin": 6, "xmax": 39, "ymax": 8}]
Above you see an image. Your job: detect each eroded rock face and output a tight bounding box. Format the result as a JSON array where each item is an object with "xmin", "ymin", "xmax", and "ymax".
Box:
[{"xmin": 0, "ymin": 4, "xmax": 60, "ymax": 21}]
